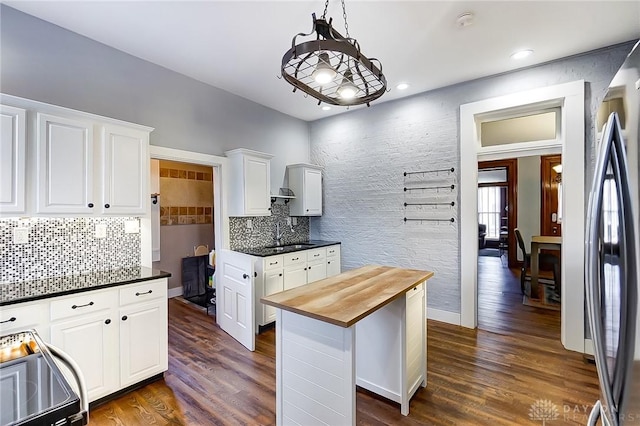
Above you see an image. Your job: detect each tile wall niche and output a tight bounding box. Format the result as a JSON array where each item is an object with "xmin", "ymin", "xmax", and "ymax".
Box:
[
  {"xmin": 229, "ymin": 203, "xmax": 310, "ymax": 250},
  {"xmin": 159, "ymin": 160, "xmax": 214, "ymax": 226},
  {"xmin": 0, "ymin": 217, "xmax": 141, "ymax": 284}
]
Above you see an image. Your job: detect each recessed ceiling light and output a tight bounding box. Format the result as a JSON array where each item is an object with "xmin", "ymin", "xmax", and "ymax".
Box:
[
  {"xmin": 456, "ymin": 13, "xmax": 474, "ymax": 28},
  {"xmin": 322, "ymin": 106, "xmax": 331, "ymax": 111},
  {"xmin": 396, "ymin": 83, "xmax": 410, "ymax": 90},
  {"xmin": 511, "ymin": 49, "xmax": 534, "ymax": 60}
]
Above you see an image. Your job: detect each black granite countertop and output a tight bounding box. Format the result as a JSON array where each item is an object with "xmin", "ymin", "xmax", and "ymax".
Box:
[
  {"xmin": 234, "ymin": 240, "xmax": 341, "ymax": 257},
  {"xmin": 1, "ymin": 267, "xmax": 171, "ymax": 306}
]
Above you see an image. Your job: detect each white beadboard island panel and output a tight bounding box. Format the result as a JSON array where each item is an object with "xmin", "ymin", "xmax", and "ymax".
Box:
[{"xmin": 277, "ymin": 309, "xmax": 355, "ymax": 426}]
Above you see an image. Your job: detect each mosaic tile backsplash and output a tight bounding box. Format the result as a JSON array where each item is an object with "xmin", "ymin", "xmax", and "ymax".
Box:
[
  {"xmin": 229, "ymin": 203, "xmax": 310, "ymax": 250},
  {"xmin": 0, "ymin": 217, "xmax": 141, "ymax": 284}
]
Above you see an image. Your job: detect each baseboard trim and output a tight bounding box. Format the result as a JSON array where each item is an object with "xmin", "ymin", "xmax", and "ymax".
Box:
[
  {"xmin": 168, "ymin": 287, "xmax": 183, "ymax": 298},
  {"xmin": 427, "ymin": 308, "xmax": 461, "ymax": 325}
]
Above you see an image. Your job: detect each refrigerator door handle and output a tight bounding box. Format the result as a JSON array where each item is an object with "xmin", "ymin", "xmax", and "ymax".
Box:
[
  {"xmin": 588, "ymin": 400, "xmax": 602, "ymax": 426},
  {"xmin": 585, "ymin": 112, "xmax": 620, "ymax": 423}
]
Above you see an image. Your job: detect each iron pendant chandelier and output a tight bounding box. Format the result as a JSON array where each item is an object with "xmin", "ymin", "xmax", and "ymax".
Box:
[{"xmin": 281, "ymin": 0, "xmax": 387, "ymax": 107}]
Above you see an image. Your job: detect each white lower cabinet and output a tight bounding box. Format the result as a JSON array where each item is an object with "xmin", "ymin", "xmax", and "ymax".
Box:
[
  {"xmin": 262, "ymin": 270, "xmax": 284, "ymax": 325},
  {"xmin": 256, "ymin": 244, "xmax": 341, "ymax": 330},
  {"xmin": 0, "ymin": 299, "xmax": 50, "ymax": 341},
  {"xmin": 50, "ymin": 306, "xmax": 119, "ymax": 402},
  {"xmin": 327, "ymin": 245, "xmax": 341, "ymax": 276},
  {"xmin": 46, "ymin": 278, "xmax": 167, "ymax": 402},
  {"xmin": 255, "ymin": 255, "xmax": 284, "ymax": 328},
  {"xmin": 118, "ymin": 280, "xmax": 168, "ymax": 388}
]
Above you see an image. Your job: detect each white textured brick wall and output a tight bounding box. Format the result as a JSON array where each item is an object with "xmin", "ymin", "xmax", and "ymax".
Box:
[{"xmin": 309, "ymin": 42, "xmax": 635, "ymax": 316}]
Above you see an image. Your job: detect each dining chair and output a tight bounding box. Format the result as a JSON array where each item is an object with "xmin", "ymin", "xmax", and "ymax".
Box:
[{"xmin": 514, "ymin": 228, "xmax": 561, "ymax": 299}]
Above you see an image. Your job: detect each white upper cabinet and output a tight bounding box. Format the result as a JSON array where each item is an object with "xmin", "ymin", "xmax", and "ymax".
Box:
[
  {"xmin": 2, "ymin": 94, "xmax": 153, "ymax": 216},
  {"xmin": 0, "ymin": 105, "xmax": 26, "ymax": 214},
  {"xmin": 287, "ymin": 164, "xmax": 323, "ymax": 216},
  {"xmin": 101, "ymin": 124, "xmax": 148, "ymax": 215},
  {"xmin": 37, "ymin": 113, "xmax": 95, "ymax": 214},
  {"xmin": 226, "ymin": 148, "xmax": 273, "ymax": 216}
]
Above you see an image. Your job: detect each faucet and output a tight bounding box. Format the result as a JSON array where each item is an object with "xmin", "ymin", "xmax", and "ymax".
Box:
[{"xmin": 275, "ymin": 222, "xmax": 283, "ymax": 246}]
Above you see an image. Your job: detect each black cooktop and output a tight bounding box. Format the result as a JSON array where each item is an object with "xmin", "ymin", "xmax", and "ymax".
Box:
[{"xmin": 0, "ymin": 330, "xmax": 82, "ymax": 426}]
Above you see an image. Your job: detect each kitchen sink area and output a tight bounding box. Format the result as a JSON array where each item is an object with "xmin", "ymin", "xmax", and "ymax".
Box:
[{"xmin": 235, "ymin": 240, "xmax": 339, "ymax": 257}]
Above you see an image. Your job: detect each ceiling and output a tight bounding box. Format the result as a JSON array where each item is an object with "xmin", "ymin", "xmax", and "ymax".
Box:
[{"xmin": 5, "ymin": 1, "xmax": 639, "ymax": 122}]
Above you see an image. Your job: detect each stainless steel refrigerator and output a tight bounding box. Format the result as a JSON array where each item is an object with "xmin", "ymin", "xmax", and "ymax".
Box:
[{"xmin": 586, "ymin": 40, "xmax": 640, "ymax": 426}]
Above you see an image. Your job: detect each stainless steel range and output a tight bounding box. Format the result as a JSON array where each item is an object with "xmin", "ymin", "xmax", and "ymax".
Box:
[{"xmin": 0, "ymin": 330, "xmax": 87, "ymax": 426}]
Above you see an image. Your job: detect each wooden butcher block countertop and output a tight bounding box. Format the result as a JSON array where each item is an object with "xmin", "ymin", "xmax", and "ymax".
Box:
[{"xmin": 261, "ymin": 265, "xmax": 434, "ymax": 328}]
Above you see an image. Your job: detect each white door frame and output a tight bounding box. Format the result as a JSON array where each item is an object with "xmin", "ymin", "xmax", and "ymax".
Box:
[
  {"xmin": 459, "ymin": 80, "xmax": 586, "ymax": 353},
  {"xmin": 140, "ymin": 146, "xmax": 230, "ymax": 298}
]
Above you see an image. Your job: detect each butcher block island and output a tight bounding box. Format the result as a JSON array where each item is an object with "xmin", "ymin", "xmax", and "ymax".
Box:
[{"xmin": 261, "ymin": 265, "xmax": 434, "ymax": 425}]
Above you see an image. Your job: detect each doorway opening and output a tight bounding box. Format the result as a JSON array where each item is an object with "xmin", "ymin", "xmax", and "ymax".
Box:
[
  {"xmin": 460, "ymin": 80, "xmax": 585, "ymax": 353},
  {"xmin": 140, "ymin": 146, "xmax": 229, "ymax": 322},
  {"xmin": 151, "ymin": 159, "xmax": 215, "ymax": 310}
]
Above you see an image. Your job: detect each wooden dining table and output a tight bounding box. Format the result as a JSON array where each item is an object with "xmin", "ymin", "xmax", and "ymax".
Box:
[{"xmin": 530, "ymin": 235, "xmax": 562, "ymax": 299}]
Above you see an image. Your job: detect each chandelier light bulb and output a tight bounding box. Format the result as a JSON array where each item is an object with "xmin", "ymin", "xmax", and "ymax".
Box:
[
  {"xmin": 311, "ymin": 53, "xmax": 337, "ymax": 85},
  {"xmin": 337, "ymin": 70, "xmax": 358, "ymax": 99}
]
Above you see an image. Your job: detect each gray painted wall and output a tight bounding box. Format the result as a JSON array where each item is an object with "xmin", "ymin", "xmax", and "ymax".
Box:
[
  {"xmin": 516, "ymin": 156, "xmax": 541, "ymax": 260},
  {"xmin": 308, "ymin": 41, "xmax": 636, "ymax": 314},
  {"xmin": 0, "ymin": 5, "xmax": 309, "ymax": 193}
]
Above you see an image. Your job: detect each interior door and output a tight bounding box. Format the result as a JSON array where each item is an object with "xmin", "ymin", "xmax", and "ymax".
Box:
[
  {"xmin": 218, "ymin": 249, "xmax": 255, "ymax": 351},
  {"xmin": 541, "ymin": 154, "xmax": 562, "ymax": 236}
]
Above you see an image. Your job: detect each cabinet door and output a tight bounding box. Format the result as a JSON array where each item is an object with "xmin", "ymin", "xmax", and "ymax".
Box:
[
  {"xmin": 284, "ymin": 264, "xmax": 307, "ymax": 290},
  {"xmin": 37, "ymin": 113, "xmax": 94, "ymax": 213},
  {"xmin": 327, "ymin": 258, "xmax": 341, "ymax": 277},
  {"xmin": 101, "ymin": 124, "xmax": 148, "ymax": 214},
  {"xmin": 307, "ymin": 260, "xmax": 327, "ymax": 284},
  {"xmin": 217, "ymin": 249, "xmax": 255, "ymax": 351},
  {"xmin": 304, "ymin": 168, "xmax": 323, "ymax": 216},
  {"xmin": 0, "ymin": 105, "xmax": 26, "ymax": 214},
  {"xmin": 244, "ymin": 155, "xmax": 271, "ymax": 215},
  {"xmin": 50, "ymin": 310, "xmax": 118, "ymax": 402},
  {"xmin": 263, "ymin": 270, "xmax": 284, "ymax": 324},
  {"xmin": 119, "ymin": 299, "xmax": 168, "ymax": 388}
]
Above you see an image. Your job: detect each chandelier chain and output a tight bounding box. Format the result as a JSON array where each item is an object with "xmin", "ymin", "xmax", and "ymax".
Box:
[
  {"xmin": 341, "ymin": 0, "xmax": 350, "ymax": 38},
  {"xmin": 322, "ymin": 0, "xmax": 330, "ymax": 19}
]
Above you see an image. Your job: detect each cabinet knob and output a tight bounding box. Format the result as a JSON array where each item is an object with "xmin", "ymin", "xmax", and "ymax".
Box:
[
  {"xmin": 0, "ymin": 317, "xmax": 16, "ymax": 324},
  {"xmin": 304, "ymin": 267, "xmax": 307, "ymax": 271},
  {"xmin": 279, "ymin": 273, "xmax": 283, "ymax": 277},
  {"xmin": 328, "ymin": 261, "xmax": 331, "ymax": 264},
  {"xmin": 121, "ymin": 315, "xmax": 128, "ymax": 321},
  {"xmin": 104, "ymin": 203, "xmax": 110, "ymax": 209},
  {"xmin": 243, "ymin": 273, "xmax": 249, "ymax": 279},
  {"xmin": 306, "ymin": 209, "xmax": 309, "ymax": 212},
  {"xmin": 105, "ymin": 319, "xmax": 111, "ymax": 325},
  {"xmin": 88, "ymin": 203, "xmax": 94, "ymax": 208}
]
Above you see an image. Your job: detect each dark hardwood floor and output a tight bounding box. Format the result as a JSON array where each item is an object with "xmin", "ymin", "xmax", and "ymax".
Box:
[{"xmin": 90, "ymin": 260, "xmax": 599, "ymax": 425}]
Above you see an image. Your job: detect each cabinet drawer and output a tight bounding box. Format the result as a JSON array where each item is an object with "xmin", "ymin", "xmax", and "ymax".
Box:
[
  {"xmin": 306, "ymin": 248, "xmax": 326, "ymax": 262},
  {"xmin": 51, "ymin": 289, "xmax": 117, "ymax": 321},
  {"xmin": 406, "ymin": 283, "xmax": 425, "ymax": 300},
  {"xmin": 283, "ymin": 252, "xmax": 305, "ymax": 267},
  {"xmin": 264, "ymin": 255, "xmax": 284, "ymax": 271},
  {"xmin": 120, "ymin": 279, "xmax": 166, "ymax": 306},
  {"xmin": 0, "ymin": 301, "xmax": 48, "ymax": 335},
  {"xmin": 326, "ymin": 245, "xmax": 340, "ymax": 258}
]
